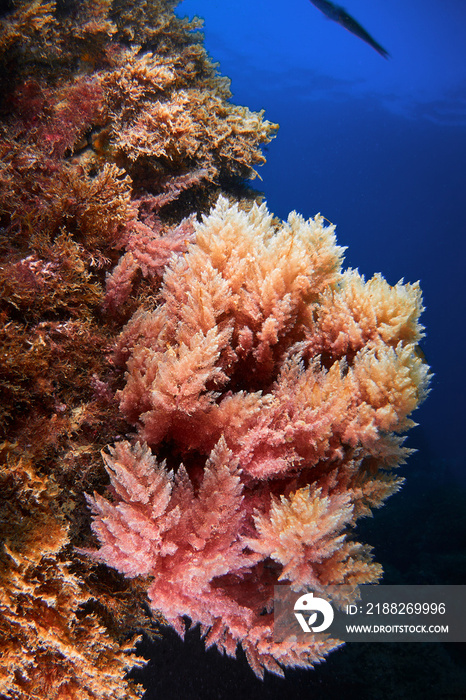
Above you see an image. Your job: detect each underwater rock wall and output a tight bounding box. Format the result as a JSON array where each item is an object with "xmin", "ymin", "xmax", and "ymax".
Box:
[{"xmin": 0, "ymin": 1, "xmax": 276, "ymax": 697}]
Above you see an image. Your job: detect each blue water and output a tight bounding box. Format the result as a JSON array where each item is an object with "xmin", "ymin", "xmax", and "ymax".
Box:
[{"xmin": 177, "ymin": 0, "xmax": 466, "ymax": 481}]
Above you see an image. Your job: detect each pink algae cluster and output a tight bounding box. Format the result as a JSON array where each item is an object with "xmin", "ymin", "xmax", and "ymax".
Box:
[{"xmin": 83, "ymin": 196, "xmax": 430, "ymax": 677}]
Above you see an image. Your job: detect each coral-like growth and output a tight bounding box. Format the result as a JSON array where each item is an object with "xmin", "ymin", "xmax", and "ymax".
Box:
[
  {"xmin": 0, "ymin": 445, "xmax": 144, "ymax": 700},
  {"xmin": 83, "ymin": 197, "xmax": 430, "ymax": 677},
  {"xmin": 103, "ymin": 211, "xmax": 196, "ymax": 313},
  {"xmin": 104, "ymin": 51, "xmax": 276, "ymax": 180}
]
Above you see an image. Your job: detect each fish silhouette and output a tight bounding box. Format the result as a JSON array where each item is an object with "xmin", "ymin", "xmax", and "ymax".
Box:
[{"xmin": 309, "ymin": 0, "xmax": 389, "ymax": 58}]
